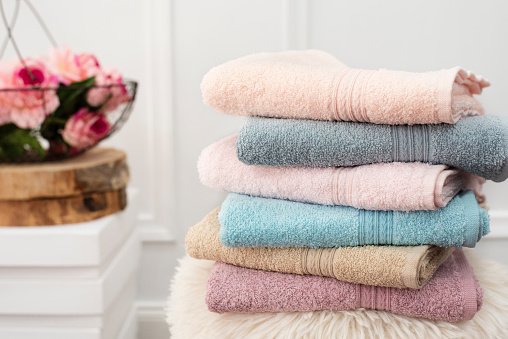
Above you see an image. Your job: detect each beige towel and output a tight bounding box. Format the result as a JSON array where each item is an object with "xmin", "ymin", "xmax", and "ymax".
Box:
[{"xmin": 186, "ymin": 208, "xmax": 455, "ymax": 289}]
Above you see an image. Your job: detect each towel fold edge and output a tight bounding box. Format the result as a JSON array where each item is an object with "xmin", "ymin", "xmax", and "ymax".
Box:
[
  {"xmin": 404, "ymin": 246, "xmax": 456, "ymax": 289},
  {"xmin": 455, "ymin": 249, "xmax": 482, "ymax": 320}
]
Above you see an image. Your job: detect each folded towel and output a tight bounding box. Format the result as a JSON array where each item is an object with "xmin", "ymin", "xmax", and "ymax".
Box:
[
  {"xmin": 199, "ymin": 134, "xmax": 486, "ymax": 211},
  {"xmin": 169, "ymin": 250, "xmax": 508, "ymax": 339},
  {"xmin": 206, "ymin": 249, "xmax": 482, "ymax": 322},
  {"xmin": 237, "ymin": 115, "xmax": 508, "ymax": 182},
  {"xmin": 201, "ymin": 50, "xmax": 489, "ymax": 125},
  {"xmin": 186, "ymin": 208, "xmax": 455, "ymax": 289},
  {"xmin": 218, "ymin": 191, "xmax": 489, "ymax": 248}
]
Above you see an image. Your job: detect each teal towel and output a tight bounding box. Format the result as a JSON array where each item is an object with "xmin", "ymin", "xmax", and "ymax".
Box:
[
  {"xmin": 236, "ymin": 115, "xmax": 508, "ymax": 182},
  {"xmin": 218, "ymin": 191, "xmax": 489, "ymax": 248}
]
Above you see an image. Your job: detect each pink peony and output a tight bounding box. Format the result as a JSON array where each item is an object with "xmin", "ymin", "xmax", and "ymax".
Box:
[
  {"xmin": 61, "ymin": 108, "xmax": 110, "ymax": 150},
  {"xmin": 86, "ymin": 68, "xmax": 131, "ymax": 112},
  {"xmin": 0, "ymin": 77, "xmax": 10, "ymax": 126},
  {"xmin": 0, "ymin": 58, "xmax": 60, "ymax": 128},
  {"xmin": 47, "ymin": 46, "xmax": 101, "ymax": 85}
]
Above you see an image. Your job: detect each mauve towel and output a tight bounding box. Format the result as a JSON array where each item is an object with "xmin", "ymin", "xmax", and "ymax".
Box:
[
  {"xmin": 218, "ymin": 191, "xmax": 489, "ymax": 248},
  {"xmin": 237, "ymin": 115, "xmax": 508, "ymax": 182},
  {"xmin": 199, "ymin": 134, "xmax": 486, "ymax": 211},
  {"xmin": 186, "ymin": 208, "xmax": 455, "ymax": 289},
  {"xmin": 201, "ymin": 50, "xmax": 489, "ymax": 125},
  {"xmin": 206, "ymin": 250, "xmax": 482, "ymax": 323}
]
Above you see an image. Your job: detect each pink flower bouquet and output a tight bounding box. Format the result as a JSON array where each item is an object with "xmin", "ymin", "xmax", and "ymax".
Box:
[{"xmin": 0, "ymin": 46, "xmax": 137, "ymax": 162}]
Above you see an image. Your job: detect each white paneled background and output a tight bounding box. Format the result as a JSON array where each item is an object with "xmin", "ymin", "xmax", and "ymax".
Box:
[{"xmin": 5, "ymin": 1, "xmax": 508, "ymax": 338}]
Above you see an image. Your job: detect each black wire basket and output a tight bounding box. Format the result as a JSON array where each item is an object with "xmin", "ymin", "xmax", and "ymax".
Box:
[
  {"xmin": 0, "ymin": 0, "xmax": 138, "ymax": 162},
  {"xmin": 0, "ymin": 80, "xmax": 137, "ymax": 162}
]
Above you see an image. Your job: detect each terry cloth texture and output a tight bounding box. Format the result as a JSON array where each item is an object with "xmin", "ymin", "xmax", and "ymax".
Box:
[
  {"xmin": 201, "ymin": 50, "xmax": 489, "ymax": 125},
  {"xmin": 218, "ymin": 191, "xmax": 489, "ymax": 248},
  {"xmin": 206, "ymin": 250, "xmax": 482, "ymax": 323},
  {"xmin": 186, "ymin": 208, "xmax": 455, "ymax": 289},
  {"xmin": 168, "ymin": 250, "xmax": 508, "ymax": 339},
  {"xmin": 237, "ymin": 115, "xmax": 508, "ymax": 182},
  {"xmin": 199, "ymin": 134, "xmax": 486, "ymax": 211}
]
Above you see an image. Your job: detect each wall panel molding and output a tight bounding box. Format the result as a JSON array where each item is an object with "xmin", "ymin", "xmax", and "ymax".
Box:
[
  {"xmin": 139, "ymin": 227, "xmax": 176, "ymax": 243},
  {"xmin": 136, "ymin": 300, "xmax": 167, "ymax": 322},
  {"xmin": 487, "ymin": 210, "xmax": 508, "ymax": 239},
  {"xmin": 282, "ymin": 0, "xmax": 309, "ymax": 50},
  {"xmin": 138, "ymin": 0, "xmax": 175, "ymax": 242}
]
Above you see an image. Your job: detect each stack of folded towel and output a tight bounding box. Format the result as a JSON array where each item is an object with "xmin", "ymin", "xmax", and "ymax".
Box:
[{"xmin": 186, "ymin": 50, "xmax": 507, "ymax": 325}]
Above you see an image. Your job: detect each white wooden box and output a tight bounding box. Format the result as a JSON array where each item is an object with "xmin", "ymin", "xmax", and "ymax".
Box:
[
  {"xmin": 0, "ymin": 273, "xmax": 137, "ymax": 339},
  {"xmin": 0, "ymin": 188, "xmax": 140, "ymax": 338},
  {"xmin": 0, "ymin": 188, "xmax": 138, "ymax": 269},
  {"xmin": 0, "ymin": 230, "xmax": 139, "ymax": 315}
]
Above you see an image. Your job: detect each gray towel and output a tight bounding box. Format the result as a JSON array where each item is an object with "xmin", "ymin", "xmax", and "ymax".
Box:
[{"xmin": 237, "ymin": 115, "xmax": 508, "ymax": 182}]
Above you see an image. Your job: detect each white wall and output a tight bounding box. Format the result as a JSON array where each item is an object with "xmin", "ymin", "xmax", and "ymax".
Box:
[
  {"xmin": 171, "ymin": 0, "xmax": 508, "ymax": 258},
  {"xmin": 7, "ymin": 1, "xmax": 508, "ymax": 338}
]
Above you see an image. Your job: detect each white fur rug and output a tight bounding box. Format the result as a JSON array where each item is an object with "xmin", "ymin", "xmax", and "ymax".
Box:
[{"xmin": 167, "ymin": 249, "xmax": 508, "ymax": 339}]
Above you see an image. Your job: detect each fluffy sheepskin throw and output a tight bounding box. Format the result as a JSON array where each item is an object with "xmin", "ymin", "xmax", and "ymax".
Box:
[{"xmin": 167, "ymin": 249, "xmax": 508, "ymax": 339}]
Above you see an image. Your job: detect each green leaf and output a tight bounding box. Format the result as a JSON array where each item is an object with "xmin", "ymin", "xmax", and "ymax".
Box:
[
  {"xmin": 0, "ymin": 123, "xmax": 19, "ymax": 135},
  {"xmin": 57, "ymin": 77, "xmax": 96, "ymax": 99},
  {"xmin": 22, "ymin": 132, "xmax": 45, "ymax": 158},
  {"xmin": 0, "ymin": 125, "xmax": 45, "ymax": 160},
  {"xmin": 39, "ymin": 77, "xmax": 98, "ymax": 146},
  {"xmin": 55, "ymin": 76, "xmax": 96, "ymax": 119},
  {"xmin": 69, "ymin": 76, "xmax": 96, "ymax": 88}
]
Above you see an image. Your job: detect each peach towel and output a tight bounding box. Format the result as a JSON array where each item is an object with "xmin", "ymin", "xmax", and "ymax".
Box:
[
  {"xmin": 198, "ymin": 135, "xmax": 485, "ymax": 211},
  {"xmin": 202, "ymin": 50, "xmax": 489, "ymax": 125},
  {"xmin": 186, "ymin": 208, "xmax": 455, "ymax": 289}
]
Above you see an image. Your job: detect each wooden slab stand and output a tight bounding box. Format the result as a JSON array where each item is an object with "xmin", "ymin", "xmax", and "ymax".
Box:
[
  {"xmin": 0, "ymin": 188, "xmax": 127, "ymax": 226},
  {"xmin": 0, "ymin": 148, "xmax": 129, "ymax": 226},
  {"xmin": 0, "ymin": 148, "xmax": 129, "ymax": 200}
]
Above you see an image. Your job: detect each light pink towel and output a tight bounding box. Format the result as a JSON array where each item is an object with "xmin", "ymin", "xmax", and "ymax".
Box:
[
  {"xmin": 198, "ymin": 135, "xmax": 485, "ymax": 211},
  {"xmin": 206, "ymin": 250, "xmax": 482, "ymax": 323},
  {"xmin": 201, "ymin": 50, "xmax": 489, "ymax": 125}
]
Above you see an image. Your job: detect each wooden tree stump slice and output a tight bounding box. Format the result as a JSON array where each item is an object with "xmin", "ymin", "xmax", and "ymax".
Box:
[
  {"xmin": 0, "ymin": 148, "xmax": 129, "ymax": 200},
  {"xmin": 0, "ymin": 188, "xmax": 127, "ymax": 226}
]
